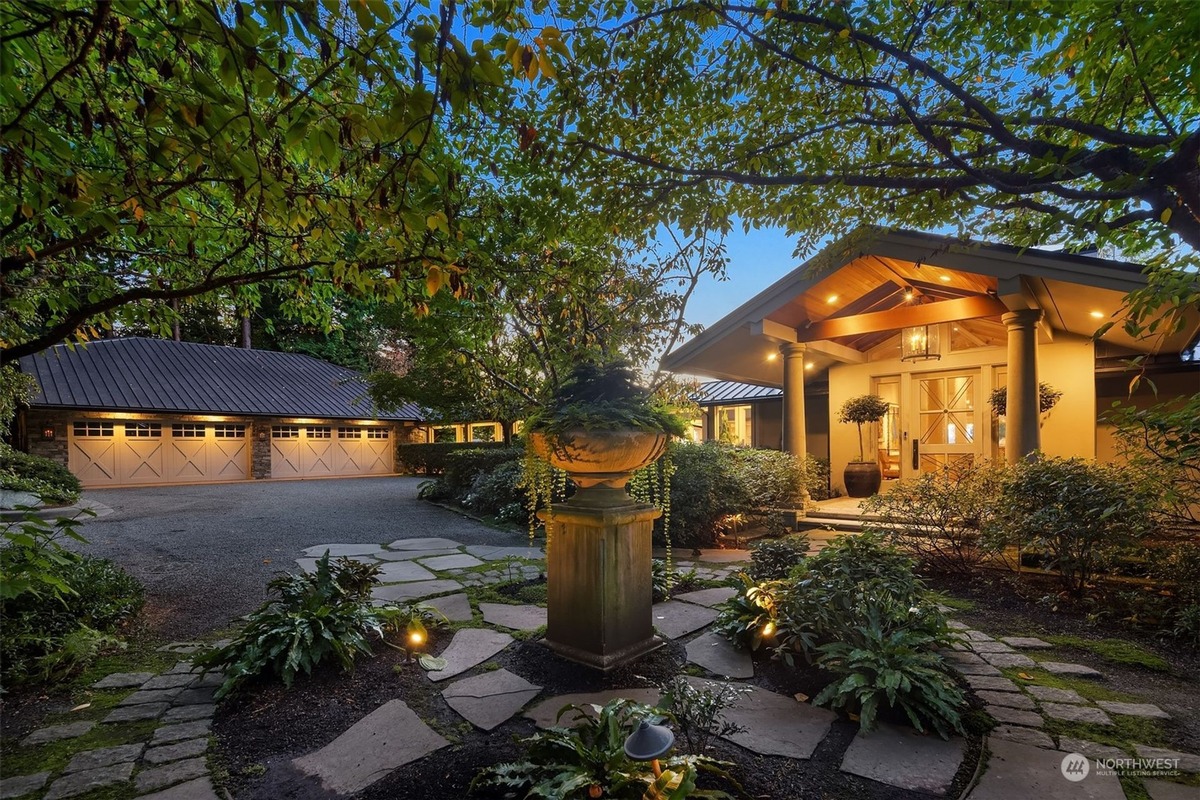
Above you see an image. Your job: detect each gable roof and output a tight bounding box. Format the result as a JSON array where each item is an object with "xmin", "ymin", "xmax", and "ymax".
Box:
[{"xmin": 19, "ymin": 337, "xmax": 424, "ymax": 421}]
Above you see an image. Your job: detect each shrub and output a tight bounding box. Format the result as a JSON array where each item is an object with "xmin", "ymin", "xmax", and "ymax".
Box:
[
  {"xmin": 803, "ymin": 456, "xmax": 834, "ymax": 501},
  {"xmin": 651, "ymin": 558, "xmax": 700, "ymax": 602},
  {"xmin": 465, "ymin": 460, "xmax": 528, "ymax": 520},
  {"xmin": 747, "ymin": 535, "xmax": 809, "ymax": 581},
  {"xmin": 196, "ymin": 554, "xmax": 402, "ymax": 698},
  {"xmin": 470, "ymin": 698, "xmax": 738, "ymax": 800},
  {"xmin": 1154, "ymin": 541, "xmax": 1200, "ymax": 604},
  {"xmin": 727, "ymin": 448, "xmax": 807, "ymax": 510},
  {"xmin": 813, "ymin": 603, "xmax": 965, "ymax": 738},
  {"xmin": 396, "ymin": 442, "xmax": 510, "ymax": 477},
  {"xmin": 2, "ymin": 512, "xmax": 144, "ymax": 685},
  {"xmin": 412, "ymin": 446, "xmax": 521, "ymax": 503},
  {"xmin": 861, "ymin": 461, "xmax": 1007, "ymax": 574},
  {"xmin": 988, "ymin": 456, "xmax": 1157, "ymax": 595},
  {"xmin": 0, "ymin": 442, "xmax": 82, "ymax": 505},
  {"xmin": 658, "ymin": 675, "xmax": 751, "ymax": 753},
  {"xmin": 1106, "ymin": 393, "xmax": 1200, "ymax": 529},
  {"xmin": 712, "ymin": 574, "xmax": 784, "ymax": 652}
]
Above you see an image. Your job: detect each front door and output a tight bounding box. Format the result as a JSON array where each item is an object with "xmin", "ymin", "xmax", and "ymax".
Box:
[{"xmin": 913, "ymin": 370, "xmax": 980, "ymax": 475}]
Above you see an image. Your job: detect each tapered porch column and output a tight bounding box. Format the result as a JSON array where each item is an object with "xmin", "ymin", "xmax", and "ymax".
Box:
[
  {"xmin": 704, "ymin": 406, "xmax": 717, "ymax": 441},
  {"xmin": 1002, "ymin": 309, "xmax": 1044, "ymax": 463},
  {"xmin": 781, "ymin": 343, "xmax": 807, "ymax": 458}
]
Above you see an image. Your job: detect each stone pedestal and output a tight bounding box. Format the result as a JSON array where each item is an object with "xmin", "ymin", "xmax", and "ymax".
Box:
[{"xmin": 540, "ymin": 490, "xmax": 663, "ymax": 670}]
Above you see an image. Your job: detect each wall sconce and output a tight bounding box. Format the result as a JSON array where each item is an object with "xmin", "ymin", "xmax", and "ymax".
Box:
[
  {"xmin": 41, "ymin": 426, "xmax": 55, "ymax": 441},
  {"xmin": 257, "ymin": 430, "xmax": 267, "ymax": 440}
]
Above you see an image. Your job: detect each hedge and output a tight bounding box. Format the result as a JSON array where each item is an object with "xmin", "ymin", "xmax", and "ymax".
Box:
[{"xmin": 396, "ymin": 442, "xmax": 509, "ymax": 476}]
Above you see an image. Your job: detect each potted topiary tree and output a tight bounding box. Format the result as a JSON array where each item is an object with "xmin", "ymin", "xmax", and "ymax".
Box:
[
  {"xmin": 838, "ymin": 394, "xmax": 891, "ymax": 498},
  {"xmin": 988, "ymin": 382, "xmax": 1062, "ymax": 418},
  {"xmin": 523, "ymin": 361, "xmax": 689, "ymax": 670}
]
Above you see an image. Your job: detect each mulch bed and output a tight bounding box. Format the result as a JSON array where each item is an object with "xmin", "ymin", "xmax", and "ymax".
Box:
[{"xmin": 211, "ymin": 590, "xmax": 983, "ymax": 800}]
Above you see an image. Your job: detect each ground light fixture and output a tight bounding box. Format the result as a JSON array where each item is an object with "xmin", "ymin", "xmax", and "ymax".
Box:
[
  {"xmin": 624, "ymin": 719, "xmax": 675, "ymax": 778},
  {"xmin": 404, "ymin": 618, "xmax": 427, "ymax": 662}
]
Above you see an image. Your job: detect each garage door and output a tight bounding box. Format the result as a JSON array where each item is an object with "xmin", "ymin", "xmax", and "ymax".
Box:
[
  {"xmin": 69, "ymin": 420, "xmax": 250, "ymax": 487},
  {"xmin": 270, "ymin": 425, "xmax": 393, "ymax": 479}
]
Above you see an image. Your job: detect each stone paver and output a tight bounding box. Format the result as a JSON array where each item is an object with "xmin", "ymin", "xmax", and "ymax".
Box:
[
  {"xmin": 1095, "ymin": 701, "xmax": 1170, "ymax": 719},
  {"xmin": 375, "ymin": 548, "xmax": 461, "ymax": 561},
  {"xmin": 157, "ymin": 642, "xmax": 206, "ymax": 654},
  {"xmin": 948, "ymin": 620, "xmax": 970, "ymax": 630},
  {"xmin": 301, "ymin": 543, "xmax": 383, "ymax": 557},
  {"xmin": 1040, "ymin": 661, "xmax": 1103, "ymax": 678},
  {"xmin": 166, "ymin": 661, "xmax": 201, "ymax": 675},
  {"xmin": 141, "ymin": 673, "xmax": 198, "ymax": 691},
  {"xmin": 1144, "ymin": 779, "xmax": 1200, "ymax": 800},
  {"xmin": 375, "ymin": 560, "xmax": 437, "ymax": 583},
  {"xmin": 118, "ymin": 687, "xmax": 185, "ymax": 706},
  {"xmin": 295, "ymin": 558, "xmax": 319, "ymax": 574},
  {"xmin": 952, "ymin": 662, "xmax": 1003, "ymax": 677},
  {"xmin": 426, "ymin": 628, "xmax": 514, "ymax": 682},
  {"xmin": 151, "ymin": 720, "xmax": 212, "ymax": 745},
  {"xmin": 1058, "ymin": 738, "xmax": 1128, "ymax": 761},
  {"xmin": 1001, "ymin": 637, "xmax": 1054, "ymax": 649},
  {"xmin": 959, "ymin": 630, "xmax": 996, "ymax": 642},
  {"xmin": 1026, "ymin": 686, "xmax": 1087, "ymax": 704},
  {"xmin": 372, "ymin": 579, "xmax": 462, "ymax": 604},
  {"xmin": 479, "ymin": 603, "xmax": 546, "ymax": 632},
  {"xmin": 43, "ymin": 763, "xmax": 134, "ymax": 800},
  {"xmin": 463, "ymin": 545, "xmax": 544, "ymax": 560},
  {"xmin": 421, "ymin": 553, "xmax": 485, "ymax": 570},
  {"xmin": 134, "ymin": 758, "xmax": 208, "ymax": 794},
  {"xmin": 1041, "ymin": 703, "xmax": 1113, "ymax": 726},
  {"xmin": 442, "ymin": 669, "xmax": 541, "ymax": 730},
  {"xmin": 690, "ymin": 550, "xmax": 750, "ymax": 563},
  {"xmin": 173, "ymin": 687, "xmax": 217, "ymax": 706},
  {"xmin": 840, "ymin": 721, "xmax": 965, "ymax": 796},
  {"xmin": 977, "ymin": 691, "xmax": 1035, "ymax": 710},
  {"xmin": 987, "ymin": 706, "xmax": 1044, "ymax": 727},
  {"xmin": 685, "ymin": 631, "xmax": 753, "ymax": 679},
  {"xmin": 294, "ymin": 699, "xmax": 449, "ymax": 794},
  {"xmin": 63, "ymin": 744, "xmax": 143, "ymax": 773},
  {"xmin": 673, "ymin": 587, "xmax": 738, "ymax": 608},
  {"xmin": 970, "ymin": 640, "xmax": 1016, "ymax": 653},
  {"xmin": 423, "ymin": 593, "xmax": 473, "ymax": 622},
  {"xmin": 965, "ymin": 676, "xmax": 1021, "ymax": 693},
  {"xmin": 388, "ymin": 537, "xmax": 463, "ymax": 550},
  {"xmin": 979, "ymin": 651, "xmax": 1037, "ymax": 669},
  {"xmin": 137, "ymin": 777, "xmax": 223, "ymax": 800},
  {"xmin": 967, "ymin": 738, "xmax": 1124, "ymax": 800},
  {"xmin": 526, "ymin": 689, "xmax": 663, "ymax": 728},
  {"xmin": 1135, "ymin": 746, "xmax": 1200, "ymax": 774},
  {"xmin": 91, "ymin": 672, "xmax": 154, "ymax": 689},
  {"xmin": 162, "ymin": 704, "xmax": 216, "ymax": 724},
  {"xmin": 102, "ymin": 702, "xmax": 169, "ymax": 723},
  {"xmin": 652, "ymin": 601, "xmax": 719, "ymax": 639},
  {"xmin": 144, "ymin": 737, "xmax": 210, "ymax": 765},
  {"xmin": 990, "ymin": 725, "xmax": 1055, "ymax": 748},
  {"xmin": 22, "ymin": 721, "xmax": 95, "ymax": 746},
  {"xmin": 0, "ymin": 772, "xmax": 49, "ymax": 800},
  {"xmin": 717, "ymin": 683, "xmax": 837, "ymax": 760}
]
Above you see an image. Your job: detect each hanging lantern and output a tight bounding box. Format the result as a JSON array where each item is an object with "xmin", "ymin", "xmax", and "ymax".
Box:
[{"xmin": 901, "ymin": 324, "xmax": 941, "ymax": 362}]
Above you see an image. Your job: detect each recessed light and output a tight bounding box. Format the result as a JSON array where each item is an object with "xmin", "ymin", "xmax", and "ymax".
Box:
[
  {"xmin": 805, "ymin": 362, "xmax": 814, "ymax": 370},
  {"xmin": 939, "ymin": 275, "xmax": 952, "ymax": 282},
  {"xmin": 826, "ymin": 294, "xmax": 838, "ymax": 304},
  {"xmin": 1089, "ymin": 310, "xmax": 1105, "ymax": 319},
  {"xmin": 766, "ymin": 352, "xmax": 777, "ymax": 361}
]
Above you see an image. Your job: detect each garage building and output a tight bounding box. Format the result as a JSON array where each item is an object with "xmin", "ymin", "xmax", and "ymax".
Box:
[{"xmin": 16, "ymin": 337, "xmax": 425, "ymax": 488}]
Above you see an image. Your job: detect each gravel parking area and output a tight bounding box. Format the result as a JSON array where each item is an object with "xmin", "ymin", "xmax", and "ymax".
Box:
[{"xmin": 70, "ymin": 478, "xmax": 519, "ymax": 638}]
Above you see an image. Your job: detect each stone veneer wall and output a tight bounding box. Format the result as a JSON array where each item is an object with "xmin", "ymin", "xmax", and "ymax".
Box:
[{"xmin": 23, "ymin": 408, "xmax": 70, "ymax": 464}]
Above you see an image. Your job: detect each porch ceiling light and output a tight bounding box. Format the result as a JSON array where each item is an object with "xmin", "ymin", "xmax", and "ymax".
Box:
[{"xmin": 901, "ymin": 324, "xmax": 941, "ymax": 362}]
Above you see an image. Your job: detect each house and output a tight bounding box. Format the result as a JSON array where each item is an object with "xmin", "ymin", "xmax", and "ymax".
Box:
[
  {"xmin": 664, "ymin": 228, "xmax": 1199, "ymax": 495},
  {"xmin": 14, "ymin": 337, "xmax": 428, "ymax": 488}
]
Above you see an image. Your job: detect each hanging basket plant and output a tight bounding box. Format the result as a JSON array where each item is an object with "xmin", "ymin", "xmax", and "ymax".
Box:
[{"xmin": 988, "ymin": 382, "xmax": 1063, "ymax": 417}]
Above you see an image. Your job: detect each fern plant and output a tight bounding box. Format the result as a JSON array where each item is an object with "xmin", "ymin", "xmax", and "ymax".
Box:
[
  {"xmin": 813, "ymin": 606, "xmax": 965, "ymax": 739},
  {"xmin": 470, "ymin": 698, "xmax": 738, "ymax": 800}
]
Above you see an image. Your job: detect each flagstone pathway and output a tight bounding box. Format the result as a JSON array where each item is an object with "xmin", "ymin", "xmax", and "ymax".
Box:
[{"xmin": 9, "ymin": 537, "xmax": 1197, "ymax": 800}]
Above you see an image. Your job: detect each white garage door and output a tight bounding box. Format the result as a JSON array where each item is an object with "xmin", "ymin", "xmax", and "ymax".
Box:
[
  {"xmin": 69, "ymin": 420, "xmax": 250, "ymax": 487},
  {"xmin": 270, "ymin": 425, "xmax": 393, "ymax": 479}
]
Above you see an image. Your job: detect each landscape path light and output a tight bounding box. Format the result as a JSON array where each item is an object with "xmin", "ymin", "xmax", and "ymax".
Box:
[{"xmin": 624, "ymin": 719, "xmax": 675, "ymax": 778}]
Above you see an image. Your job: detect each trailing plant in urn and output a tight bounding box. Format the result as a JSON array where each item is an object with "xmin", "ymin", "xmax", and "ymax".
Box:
[{"xmin": 838, "ymin": 394, "xmax": 890, "ymax": 497}]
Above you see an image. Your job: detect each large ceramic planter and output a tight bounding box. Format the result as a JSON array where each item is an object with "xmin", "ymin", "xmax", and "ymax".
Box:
[
  {"xmin": 530, "ymin": 427, "xmax": 668, "ymax": 670},
  {"xmin": 843, "ymin": 461, "xmax": 882, "ymax": 498}
]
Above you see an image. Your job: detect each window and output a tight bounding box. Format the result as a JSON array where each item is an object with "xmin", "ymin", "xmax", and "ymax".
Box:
[
  {"xmin": 73, "ymin": 421, "xmax": 113, "ymax": 437},
  {"xmin": 433, "ymin": 426, "xmax": 458, "ymax": 443},
  {"xmin": 171, "ymin": 423, "xmax": 206, "ymax": 438},
  {"xmin": 124, "ymin": 422, "xmax": 162, "ymax": 438},
  {"xmin": 716, "ymin": 405, "xmax": 753, "ymax": 446},
  {"xmin": 338, "ymin": 427, "xmax": 362, "ymax": 439},
  {"xmin": 307, "ymin": 427, "xmax": 331, "ymax": 439},
  {"xmin": 272, "ymin": 426, "xmax": 299, "ymax": 439},
  {"xmin": 469, "ymin": 424, "xmax": 497, "ymax": 442},
  {"xmin": 214, "ymin": 425, "xmax": 246, "ymax": 438},
  {"xmin": 366, "ymin": 428, "xmax": 389, "ymax": 440}
]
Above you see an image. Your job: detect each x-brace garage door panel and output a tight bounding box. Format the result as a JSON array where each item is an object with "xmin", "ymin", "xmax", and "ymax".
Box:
[{"xmin": 69, "ymin": 420, "xmax": 249, "ymax": 487}]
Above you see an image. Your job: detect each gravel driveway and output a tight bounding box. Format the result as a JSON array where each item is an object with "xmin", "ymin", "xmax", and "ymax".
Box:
[{"xmin": 71, "ymin": 477, "xmax": 517, "ymax": 638}]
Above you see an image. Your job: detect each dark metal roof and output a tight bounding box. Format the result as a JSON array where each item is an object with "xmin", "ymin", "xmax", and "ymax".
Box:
[
  {"xmin": 19, "ymin": 337, "xmax": 424, "ymax": 421},
  {"xmin": 692, "ymin": 380, "xmax": 783, "ymax": 405}
]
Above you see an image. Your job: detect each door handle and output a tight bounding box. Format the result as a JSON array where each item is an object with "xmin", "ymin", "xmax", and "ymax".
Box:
[{"xmin": 912, "ymin": 440, "xmax": 920, "ymax": 470}]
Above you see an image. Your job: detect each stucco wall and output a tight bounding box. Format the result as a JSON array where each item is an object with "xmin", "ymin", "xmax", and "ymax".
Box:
[
  {"xmin": 827, "ymin": 333, "xmax": 1096, "ymax": 495},
  {"xmin": 1096, "ymin": 369, "xmax": 1200, "ymax": 464}
]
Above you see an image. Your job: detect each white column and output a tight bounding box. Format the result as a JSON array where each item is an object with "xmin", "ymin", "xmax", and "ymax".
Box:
[
  {"xmin": 781, "ymin": 342, "xmax": 807, "ymax": 459},
  {"xmin": 1002, "ymin": 309, "xmax": 1044, "ymax": 464}
]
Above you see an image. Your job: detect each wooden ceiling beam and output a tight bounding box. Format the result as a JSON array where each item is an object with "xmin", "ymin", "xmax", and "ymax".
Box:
[{"xmin": 797, "ymin": 295, "xmax": 1010, "ymax": 342}]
